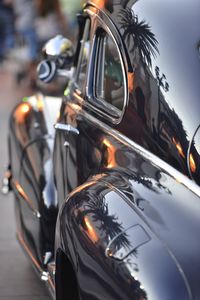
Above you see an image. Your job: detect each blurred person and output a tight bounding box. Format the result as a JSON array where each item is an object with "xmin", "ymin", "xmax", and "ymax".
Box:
[
  {"xmin": 60, "ymin": 0, "xmax": 82, "ymax": 44},
  {"xmin": 0, "ymin": 0, "xmax": 14, "ymax": 63},
  {"xmin": 35, "ymin": 0, "xmax": 70, "ymax": 47},
  {"xmin": 60, "ymin": 0, "xmax": 81, "ymax": 27},
  {"xmin": 34, "ymin": 0, "xmax": 71, "ymax": 96},
  {"xmin": 12, "ymin": 0, "xmax": 39, "ymax": 87}
]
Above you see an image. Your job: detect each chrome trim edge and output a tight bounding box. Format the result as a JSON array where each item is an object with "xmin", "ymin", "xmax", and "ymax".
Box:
[
  {"xmin": 68, "ymin": 101, "xmax": 200, "ymax": 198},
  {"xmin": 11, "ymin": 179, "xmax": 41, "ymax": 218},
  {"xmin": 17, "ymin": 231, "xmax": 55, "ymax": 299}
]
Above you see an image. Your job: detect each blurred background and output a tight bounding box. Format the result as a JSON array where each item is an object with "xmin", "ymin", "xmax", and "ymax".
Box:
[
  {"xmin": 0, "ymin": 1, "xmax": 81, "ymax": 299},
  {"xmin": 0, "ymin": 0, "xmax": 81, "ymax": 89}
]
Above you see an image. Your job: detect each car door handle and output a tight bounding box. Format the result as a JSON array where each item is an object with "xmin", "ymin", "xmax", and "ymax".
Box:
[{"xmin": 54, "ymin": 123, "xmax": 79, "ymax": 135}]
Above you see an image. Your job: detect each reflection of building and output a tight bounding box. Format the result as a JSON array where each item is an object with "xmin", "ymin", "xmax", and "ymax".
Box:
[
  {"xmin": 130, "ymin": 59, "xmax": 190, "ymax": 173},
  {"xmin": 117, "ymin": 8, "xmax": 190, "ymax": 175}
]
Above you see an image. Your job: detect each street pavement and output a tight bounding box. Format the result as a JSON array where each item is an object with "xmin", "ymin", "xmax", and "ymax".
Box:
[{"xmin": 0, "ymin": 66, "xmax": 51, "ymax": 300}]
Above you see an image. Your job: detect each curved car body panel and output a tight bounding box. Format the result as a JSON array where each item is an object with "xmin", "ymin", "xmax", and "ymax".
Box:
[
  {"xmin": 53, "ymin": 1, "xmax": 200, "ymax": 298},
  {"xmin": 55, "ymin": 97, "xmax": 200, "ymax": 298},
  {"xmin": 9, "ymin": 94, "xmax": 61, "ymax": 266},
  {"xmin": 7, "ymin": 0, "xmax": 200, "ymax": 299},
  {"xmin": 83, "ymin": 0, "xmax": 200, "ymax": 185},
  {"xmin": 57, "ymin": 167, "xmax": 200, "ymax": 299}
]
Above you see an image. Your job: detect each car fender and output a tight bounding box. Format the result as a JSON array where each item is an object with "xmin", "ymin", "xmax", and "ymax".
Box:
[
  {"xmin": 9, "ymin": 93, "xmax": 61, "ymax": 174},
  {"xmin": 9, "ymin": 94, "xmax": 62, "ymax": 265},
  {"xmin": 56, "ymin": 172, "xmax": 193, "ymax": 299}
]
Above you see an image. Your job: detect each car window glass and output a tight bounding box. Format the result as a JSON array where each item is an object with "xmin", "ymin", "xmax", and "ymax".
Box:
[
  {"xmin": 76, "ymin": 19, "xmax": 90, "ymax": 91},
  {"xmin": 95, "ymin": 30, "xmax": 124, "ymax": 113}
]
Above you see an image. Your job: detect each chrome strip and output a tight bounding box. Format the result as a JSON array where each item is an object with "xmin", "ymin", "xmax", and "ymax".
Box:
[
  {"xmin": 68, "ymin": 101, "xmax": 200, "ymax": 198},
  {"xmin": 187, "ymin": 124, "xmax": 200, "ymax": 180},
  {"xmin": 105, "ymin": 224, "xmax": 150, "ymax": 259},
  {"xmin": 12, "ymin": 180, "xmax": 41, "ymax": 218},
  {"xmin": 54, "ymin": 123, "xmax": 79, "ymax": 135},
  {"xmin": 17, "ymin": 231, "xmax": 55, "ymax": 298},
  {"xmin": 84, "ymin": 8, "xmax": 129, "ymax": 125}
]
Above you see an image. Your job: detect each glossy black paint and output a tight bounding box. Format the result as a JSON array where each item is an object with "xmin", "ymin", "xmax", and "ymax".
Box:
[
  {"xmin": 9, "ymin": 95, "xmax": 61, "ymax": 267},
  {"xmin": 58, "ymin": 173, "xmax": 199, "ymax": 299},
  {"xmin": 84, "ymin": 0, "xmax": 200, "ymax": 184},
  {"xmin": 7, "ymin": 0, "xmax": 200, "ymax": 299}
]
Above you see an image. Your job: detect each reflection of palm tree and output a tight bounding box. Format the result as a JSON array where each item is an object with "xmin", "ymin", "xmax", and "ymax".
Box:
[
  {"xmin": 80, "ymin": 191, "xmax": 149, "ymax": 299},
  {"xmin": 83, "ymin": 192, "xmax": 131, "ymax": 251},
  {"xmin": 119, "ymin": 8, "xmax": 159, "ymax": 67}
]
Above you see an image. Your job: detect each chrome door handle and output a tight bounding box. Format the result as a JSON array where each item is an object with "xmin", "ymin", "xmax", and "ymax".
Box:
[{"xmin": 54, "ymin": 123, "xmax": 79, "ymax": 135}]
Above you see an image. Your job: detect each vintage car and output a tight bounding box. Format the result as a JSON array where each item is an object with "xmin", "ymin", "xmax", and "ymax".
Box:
[{"xmin": 3, "ymin": 0, "xmax": 200, "ymax": 299}]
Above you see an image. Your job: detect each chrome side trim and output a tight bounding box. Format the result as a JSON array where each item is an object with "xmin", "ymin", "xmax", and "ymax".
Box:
[
  {"xmin": 17, "ymin": 231, "xmax": 55, "ymax": 298},
  {"xmin": 12, "ymin": 180, "xmax": 41, "ymax": 218},
  {"xmin": 68, "ymin": 101, "xmax": 200, "ymax": 198},
  {"xmin": 54, "ymin": 123, "xmax": 80, "ymax": 135},
  {"xmin": 83, "ymin": 7, "xmax": 128, "ymax": 125},
  {"xmin": 187, "ymin": 123, "xmax": 200, "ymax": 180}
]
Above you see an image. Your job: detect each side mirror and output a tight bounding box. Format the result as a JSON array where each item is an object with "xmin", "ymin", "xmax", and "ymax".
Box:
[
  {"xmin": 37, "ymin": 60, "xmax": 57, "ymax": 83},
  {"xmin": 43, "ymin": 35, "xmax": 74, "ymax": 65},
  {"xmin": 37, "ymin": 35, "xmax": 74, "ymax": 83}
]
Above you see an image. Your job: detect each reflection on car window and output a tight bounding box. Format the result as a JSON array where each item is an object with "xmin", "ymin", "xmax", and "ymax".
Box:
[
  {"xmin": 76, "ymin": 19, "xmax": 90, "ymax": 91},
  {"xmin": 96, "ymin": 30, "xmax": 124, "ymax": 113}
]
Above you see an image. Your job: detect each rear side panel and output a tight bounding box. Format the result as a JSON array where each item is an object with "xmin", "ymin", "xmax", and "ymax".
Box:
[{"xmin": 57, "ymin": 176, "xmax": 192, "ymax": 300}]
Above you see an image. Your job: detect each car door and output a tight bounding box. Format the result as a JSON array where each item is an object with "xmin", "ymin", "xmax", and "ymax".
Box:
[
  {"xmin": 53, "ymin": 7, "xmax": 128, "ymax": 207},
  {"xmin": 53, "ymin": 16, "xmax": 94, "ymax": 205}
]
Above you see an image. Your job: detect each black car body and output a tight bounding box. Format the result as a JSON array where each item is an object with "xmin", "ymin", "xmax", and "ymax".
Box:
[{"xmin": 5, "ymin": 0, "xmax": 200, "ymax": 299}]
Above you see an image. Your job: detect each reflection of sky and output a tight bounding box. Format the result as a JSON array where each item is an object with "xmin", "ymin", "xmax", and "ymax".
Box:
[{"xmin": 132, "ymin": 0, "xmax": 200, "ymax": 138}]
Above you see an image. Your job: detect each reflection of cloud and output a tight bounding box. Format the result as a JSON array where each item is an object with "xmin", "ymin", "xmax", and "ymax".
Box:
[{"xmin": 119, "ymin": 8, "xmax": 159, "ymax": 67}]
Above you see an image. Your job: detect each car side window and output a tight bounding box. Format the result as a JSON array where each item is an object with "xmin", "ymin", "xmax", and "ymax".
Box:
[
  {"xmin": 95, "ymin": 30, "xmax": 125, "ymax": 113},
  {"xmin": 76, "ymin": 19, "xmax": 91, "ymax": 91}
]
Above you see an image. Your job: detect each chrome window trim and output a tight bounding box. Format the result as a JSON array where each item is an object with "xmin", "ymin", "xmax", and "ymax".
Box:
[
  {"xmin": 74, "ymin": 18, "xmax": 91, "ymax": 91},
  {"xmin": 93, "ymin": 27, "xmax": 125, "ymax": 118},
  {"xmin": 84, "ymin": 8, "xmax": 129, "ymax": 125},
  {"xmin": 12, "ymin": 179, "xmax": 41, "ymax": 218}
]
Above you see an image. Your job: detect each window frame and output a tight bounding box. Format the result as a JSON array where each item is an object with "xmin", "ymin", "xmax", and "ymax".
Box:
[
  {"xmin": 74, "ymin": 17, "xmax": 91, "ymax": 95},
  {"xmin": 86, "ymin": 19, "xmax": 128, "ymax": 124},
  {"xmin": 73, "ymin": 9, "xmax": 128, "ymax": 125},
  {"xmin": 94, "ymin": 28, "xmax": 125, "ymax": 117}
]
